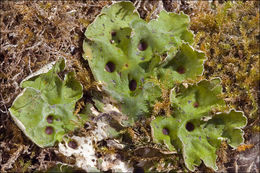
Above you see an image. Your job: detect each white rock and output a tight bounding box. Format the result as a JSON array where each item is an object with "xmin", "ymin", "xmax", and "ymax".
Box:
[{"xmin": 58, "ymin": 104, "xmax": 133, "ymax": 172}]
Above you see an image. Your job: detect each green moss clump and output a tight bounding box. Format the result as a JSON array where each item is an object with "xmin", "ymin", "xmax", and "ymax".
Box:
[{"xmin": 191, "ymin": 1, "xmax": 259, "ymax": 118}]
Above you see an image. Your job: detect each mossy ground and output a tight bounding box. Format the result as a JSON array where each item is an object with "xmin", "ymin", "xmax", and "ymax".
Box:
[{"xmin": 0, "ymin": 0, "xmax": 259, "ymax": 172}]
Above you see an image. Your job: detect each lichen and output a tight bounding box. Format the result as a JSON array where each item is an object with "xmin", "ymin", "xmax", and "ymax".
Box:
[
  {"xmin": 9, "ymin": 58, "xmax": 83, "ymax": 147},
  {"xmin": 83, "ymin": 2, "xmax": 248, "ymax": 171},
  {"xmin": 1, "ymin": 1, "xmax": 258, "ymax": 172},
  {"xmin": 83, "ymin": 2, "xmax": 205, "ymax": 124},
  {"xmin": 151, "ymin": 79, "xmax": 247, "ymax": 171}
]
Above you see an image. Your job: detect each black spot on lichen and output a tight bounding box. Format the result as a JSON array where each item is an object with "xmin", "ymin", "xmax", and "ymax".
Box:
[
  {"xmin": 111, "ymin": 31, "xmax": 116, "ymax": 37},
  {"xmin": 162, "ymin": 128, "xmax": 169, "ymax": 135},
  {"xmin": 177, "ymin": 66, "xmax": 186, "ymax": 74},
  {"xmin": 138, "ymin": 40, "xmax": 148, "ymax": 51},
  {"xmin": 129, "ymin": 79, "xmax": 137, "ymax": 91},
  {"xmin": 105, "ymin": 61, "xmax": 115, "ymax": 72},
  {"xmin": 68, "ymin": 140, "xmax": 78, "ymax": 149},
  {"xmin": 193, "ymin": 102, "xmax": 199, "ymax": 108},
  {"xmin": 46, "ymin": 115, "xmax": 54, "ymax": 123},
  {"xmin": 45, "ymin": 126, "xmax": 54, "ymax": 135},
  {"xmin": 186, "ymin": 122, "xmax": 195, "ymax": 132}
]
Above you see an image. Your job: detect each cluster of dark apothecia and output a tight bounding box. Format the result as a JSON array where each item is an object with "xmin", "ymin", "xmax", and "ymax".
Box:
[{"xmin": 9, "ymin": 1, "xmax": 249, "ymax": 172}]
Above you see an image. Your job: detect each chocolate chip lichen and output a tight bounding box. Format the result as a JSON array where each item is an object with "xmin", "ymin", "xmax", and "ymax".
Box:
[
  {"xmin": 83, "ymin": 2, "xmax": 204, "ymax": 124},
  {"xmin": 4, "ymin": 1, "xmax": 256, "ymax": 172},
  {"xmin": 9, "ymin": 58, "xmax": 83, "ymax": 147},
  {"xmin": 151, "ymin": 79, "xmax": 247, "ymax": 171}
]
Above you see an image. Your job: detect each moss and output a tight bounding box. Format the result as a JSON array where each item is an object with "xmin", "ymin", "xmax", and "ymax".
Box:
[
  {"xmin": 188, "ymin": 1, "xmax": 259, "ymax": 171},
  {"xmin": 190, "ymin": 1, "xmax": 259, "ymax": 119}
]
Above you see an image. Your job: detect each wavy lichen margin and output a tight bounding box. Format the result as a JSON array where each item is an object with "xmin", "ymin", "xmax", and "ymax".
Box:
[
  {"xmin": 9, "ymin": 58, "xmax": 83, "ymax": 147},
  {"xmin": 82, "ymin": 1, "xmax": 247, "ymax": 171},
  {"xmin": 83, "ymin": 1, "xmax": 205, "ymax": 124},
  {"xmin": 151, "ymin": 78, "xmax": 247, "ymax": 171}
]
